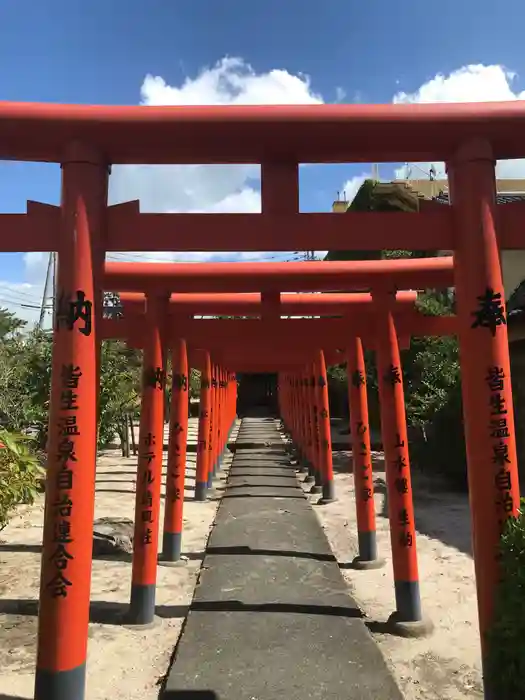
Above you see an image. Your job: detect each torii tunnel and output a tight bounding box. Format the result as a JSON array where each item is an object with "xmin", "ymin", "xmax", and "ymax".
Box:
[{"xmin": 1, "ymin": 99, "xmax": 523, "ymax": 699}]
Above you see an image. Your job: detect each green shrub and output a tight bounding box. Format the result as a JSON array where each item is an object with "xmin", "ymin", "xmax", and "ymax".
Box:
[
  {"xmin": 486, "ymin": 498, "xmax": 525, "ymax": 698},
  {"xmin": 0, "ymin": 429, "xmax": 44, "ymax": 530},
  {"xmin": 409, "ymin": 381, "xmax": 468, "ymax": 491}
]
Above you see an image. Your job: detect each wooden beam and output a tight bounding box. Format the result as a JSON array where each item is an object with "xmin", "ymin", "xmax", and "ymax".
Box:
[
  {"xmin": 106, "ymin": 201, "xmax": 453, "ymax": 252},
  {"xmin": 1, "ymin": 100, "xmax": 525, "ymax": 164}
]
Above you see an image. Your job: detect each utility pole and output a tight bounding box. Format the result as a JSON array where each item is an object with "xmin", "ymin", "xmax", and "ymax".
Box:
[
  {"xmin": 52, "ymin": 252, "xmax": 57, "ymax": 323},
  {"xmin": 39, "ymin": 251, "xmax": 54, "ymax": 330}
]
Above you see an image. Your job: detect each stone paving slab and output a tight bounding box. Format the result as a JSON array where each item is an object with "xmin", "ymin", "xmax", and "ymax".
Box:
[{"xmin": 162, "ymin": 417, "xmax": 402, "ymax": 700}]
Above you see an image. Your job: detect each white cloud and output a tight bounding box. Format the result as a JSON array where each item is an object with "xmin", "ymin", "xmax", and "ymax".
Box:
[
  {"xmin": 109, "ymin": 56, "xmax": 323, "ymax": 264},
  {"xmin": 340, "ymin": 173, "xmax": 371, "ymax": 205},
  {"xmin": 393, "ymin": 64, "xmax": 525, "ymax": 179},
  {"xmin": 138, "ymin": 57, "xmax": 323, "ymax": 106}
]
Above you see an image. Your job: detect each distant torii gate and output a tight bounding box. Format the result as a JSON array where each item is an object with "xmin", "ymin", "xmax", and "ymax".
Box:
[{"xmin": 98, "ymin": 259, "xmax": 458, "ymax": 638}]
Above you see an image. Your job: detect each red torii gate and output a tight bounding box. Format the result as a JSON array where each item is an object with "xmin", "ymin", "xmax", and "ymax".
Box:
[
  {"xmin": 103, "ymin": 256, "xmax": 454, "ymax": 293},
  {"xmin": 101, "ymin": 288, "xmax": 460, "ymax": 636},
  {"xmin": 103, "ymin": 315, "xmax": 458, "ymax": 347},
  {"xmin": 0, "ymin": 99, "xmax": 521, "ymax": 700},
  {"xmin": 117, "ymin": 290, "xmax": 419, "ymax": 316},
  {"xmin": 100, "ymin": 259, "xmax": 456, "ymax": 638}
]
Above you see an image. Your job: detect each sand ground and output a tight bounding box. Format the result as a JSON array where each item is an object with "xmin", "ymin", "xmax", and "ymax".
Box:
[
  {"xmin": 306, "ymin": 443, "xmax": 483, "ymax": 700},
  {"xmin": 0, "ymin": 418, "xmax": 240, "ymax": 700},
  {"xmin": 1, "ymin": 418, "xmax": 483, "ymax": 699}
]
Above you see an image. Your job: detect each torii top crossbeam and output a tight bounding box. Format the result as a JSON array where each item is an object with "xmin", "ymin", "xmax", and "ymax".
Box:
[
  {"xmin": 104, "ymin": 257, "xmax": 454, "ymax": 294},
  {"xmin": 2, "ymin": 101, "xmax": 525, "ymax": 163},
  {"xmin": 118, "ymin": 291, "xmax": 418, "ymax": 316}
]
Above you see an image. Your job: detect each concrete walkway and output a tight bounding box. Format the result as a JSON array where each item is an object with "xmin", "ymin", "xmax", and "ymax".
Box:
[{"xmin": 162, "ymin": 417, "xmax": 402, "ymax": 700}]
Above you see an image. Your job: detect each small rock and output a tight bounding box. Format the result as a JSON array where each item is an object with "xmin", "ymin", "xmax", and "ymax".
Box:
[{"xmin": 93, "ymin": 517, "xmax": 134, "ymax": 556}]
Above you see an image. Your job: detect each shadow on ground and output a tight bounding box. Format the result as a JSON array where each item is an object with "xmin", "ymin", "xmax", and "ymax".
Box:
[
  {"xmin": 347, "ymin": 461, "xmax": 472, "ymax": 556},
  {"xmin": 0, "ymin": 598, "xmax": 189, "ymax": 626},
  {"xmin": 161, "ymin": 693, "xmax": 218, "ymax": 699},
  {"xmin": 204, "ymin": 545, "xmax": 337, "ymax": 562},
  {"xmin": 189, "ymin": 600, "xmax": 363, "ymax": 618},
  {"xmin": 332, "ymin": 450, "xmax": 386, "ymax": 474}
]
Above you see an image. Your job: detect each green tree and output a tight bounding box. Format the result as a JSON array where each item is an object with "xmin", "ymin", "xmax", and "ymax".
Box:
[
  {"xmin": 0, "ymin": 306, "xmax": 26, "ymax": 339},
  {"xmin": 98, "ymin": 339, "xmax": 142, "ymax": 447},
  {"xmin": 0, "ymin": 428, "xmax": 44, "ymax": 530},
  {"xmin": 0, "ymin": 302, "xmax": 144, "ymax": 450}
]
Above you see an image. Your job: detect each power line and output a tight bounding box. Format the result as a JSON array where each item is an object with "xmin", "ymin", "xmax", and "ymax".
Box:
[
  {"xmin": 0, "ymin": 291, "xmax": 42, "ymax": 307},
  {"xmin": 0, "ymin": 285, "xmax": 42, "ymax": 302}
]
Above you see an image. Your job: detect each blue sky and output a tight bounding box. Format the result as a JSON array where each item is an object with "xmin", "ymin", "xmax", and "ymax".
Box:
[{"xmin": 1, "ymin": 0, "xmax": 525, "ymax": 323}]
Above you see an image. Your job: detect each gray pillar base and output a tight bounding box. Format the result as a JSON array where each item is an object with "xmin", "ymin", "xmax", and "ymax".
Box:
[
  {"xmin": 303, "ymin": 475, "xmax": 316, "ymax": 483},
  {"xmin": 195, "ymin": 481, "xmax": 208, "ymax": 501},
  {"xmin": 319, "ymin": 481, "xmax": 336, "ymax": 504},
  {"xmin": 309, "ymin": 484, "xmax": 323, "ymax": 494},
  {"xmin": 386, "ymin": 610, "xmax": 434, "ymax": 638},
  {"xmin": 160, "ymin": 531, "xmax": 182, "ymax": 562},
  {"xmin": 351, "ymin": 555, "xmax": 386, "ymax": 570},
  {"xmin": 357, "ymin": 531, "xmax": 379, "ymax": 563},
  {"xmin": 317, "ymin": 496, "xmax": 338, "ymax": 505},
  {"xmin": 35, "ymin": 663, "xmax": 86, "ymax": 700},
  {"xmin": 394, "ymin": 579, "xmax": 422, "ymax": 624},
  {"xmin": 127, "ymin": 583, "xmax": 156, "ymax": 627}
]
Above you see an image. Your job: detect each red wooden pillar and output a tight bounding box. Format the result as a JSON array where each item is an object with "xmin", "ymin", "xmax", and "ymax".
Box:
[
  {"xmin": 282, "ymin": 373, "xmax": 287, "ymax": 425},
  {"xmin": 288, "ymin": 373, "xmax": 298, "ymax": 452},
  {"xmin": 308, "ymin": 371, "xmax": 318, "ymax": 470},
  {"xmin": 284, "ymin": 374, "xmax": 292, "ymax": 436},
  {"xmin": 195, "ymin": 351, "xmax": 212, "ymax": 500},
  {"xmin": 298, "ymin": 372, "xmax": 308, "ymax": 459},
  {"xmin": 230, "ymin": 370, "xmax": 236, "ymax": 436},
  {"xmin": 315, "ymin": 350, "xmax": 336, "ymax": 504},
  {"xmin": 226, "ymin": 370, "xmax": 233, "ymax": 441},
  {"xmin": 289, "ymin": 374, "xmax": 296, "ymax": 443},
  {"xmin": 129, "ymin": 294, "xmax": 167, "ymax": 625},
  {"xmin": 298, "ymin": 370, "xmax": 311, "ymax": 473},
  {"xmin": 294, "ymin": 374, "xmax": 299, "ymax": 437},
  {"xmin": 286, "ymin": 373, "xmax": 295, "ymax": 448},
  {"xmin": 294, "ymin": 373, "xmax": 301, "ymax": 447},
  {"xmin": 207, "ymin": 364, "xmax": 218, "ymax": 488},
  {"xmin": 293, "ymin": 372, "xmax": 304, "ymax": 460},
  {"xmin": 300, "ymin": 366, "xmax": 315, "ymax": 483},
  {"xmin": 374, "ymin": 290, "xmax": 430, "ymax": 635},
  {"xmin": 35, "ymin": 147, "xmax": 108, "ymax": 700},
  {"xmin": 279, "ymin": 372, "xmax": 290, "ymax": 440},
  {"xmin": 347, "ymin": 337, "xmax": 383, "ymax": 569},
  {"xmin": 277, "ymin": 372, "xmax": 283, "ymax": 425},
  {"xmin": 218, "ymin": 367, "xmax": 228, "ymax": 464},
  {"xmin": 161, "ymin": 338, "xmax": 189, "ymax": 562},
  {"xmin": 307, "ymin": 362, "xmax": 322, "ymax": 491},
  {"xmin": 215, "ymin": 366, "xmax": 224, "ymax": 472},
  {"xmin": 448, "ymin": 140, "xmax": 521, "ymax": 671},
  {"xmin": 284, "ymin": 373, "xmax": 292, "ymax": 435},
  {"xmin": 213, "ymin": 367, "xmax": 220, "ymax": 470}
]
